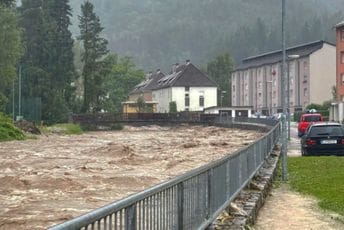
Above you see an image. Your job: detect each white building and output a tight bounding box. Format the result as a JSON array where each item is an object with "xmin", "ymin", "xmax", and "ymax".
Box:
[{"xmin": 151, "ymin": 61, "xmax": 218, "ymax": 112}]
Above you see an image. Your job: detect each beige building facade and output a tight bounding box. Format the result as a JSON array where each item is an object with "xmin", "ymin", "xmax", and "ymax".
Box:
[{"xmin": 232, "ymin": 41, "xmax": 336, "ymax": 115}]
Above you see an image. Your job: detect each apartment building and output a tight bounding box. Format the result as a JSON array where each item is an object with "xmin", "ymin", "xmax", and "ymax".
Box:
[
  {"xmin": 335, "ymin": 21, "xmax": 344, "ymax": 101},
  {"xmin": 231, "ymin": 40, "xmax": 336, "ymax": 115}
]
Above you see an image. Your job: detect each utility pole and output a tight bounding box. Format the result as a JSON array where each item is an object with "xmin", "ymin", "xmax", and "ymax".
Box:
[
  {"xmin": 12, "ymin": 77, "xmax": 15, "ymax": 121},
  {"xmin": 18, "ymin": 65, "xmax": 22, "ymax": 120},
  {"xmin": 281, "ymin": 0, "xmax": 288, "ymax": 181}
]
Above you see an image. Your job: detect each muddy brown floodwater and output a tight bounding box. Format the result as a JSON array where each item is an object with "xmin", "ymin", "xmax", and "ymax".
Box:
[{"xmin": 0, "ymin": 124, "xmax": 264, "ymax": 230}]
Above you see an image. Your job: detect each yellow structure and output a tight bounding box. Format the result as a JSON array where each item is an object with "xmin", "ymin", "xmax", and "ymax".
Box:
[{"xmin": 122, "ymin": 101, "xmax": 158, "ymax": 113}]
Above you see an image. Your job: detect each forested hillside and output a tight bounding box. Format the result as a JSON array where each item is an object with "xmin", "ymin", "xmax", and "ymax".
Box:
[{"xmin": 69, "ymin": 0, "xmax": 344, "ymax": 71}]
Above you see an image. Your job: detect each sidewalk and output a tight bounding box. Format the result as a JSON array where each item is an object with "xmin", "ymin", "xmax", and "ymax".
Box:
[{"xmin": 254, "ymin": 184, "xmax": 344, "ymax": 230}]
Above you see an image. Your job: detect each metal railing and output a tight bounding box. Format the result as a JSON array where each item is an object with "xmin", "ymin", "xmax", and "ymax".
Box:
[{"xmin": 50, "ymin": 119, "xmax": 281, "ymax": 230}]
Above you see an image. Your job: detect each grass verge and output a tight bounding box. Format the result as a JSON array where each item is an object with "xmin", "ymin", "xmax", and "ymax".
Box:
[{"xmin": 288, "ymin": 156, "xmax": 344, "ymax": 216}]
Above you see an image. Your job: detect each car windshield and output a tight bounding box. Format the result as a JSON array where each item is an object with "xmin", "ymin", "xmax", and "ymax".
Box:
[
  {"xmin": 304, "ymin": 115, "xmax": 321, "ymax": 122},
  {"xmin": 309, "ymin": 125, "xmax": 343, "ymax": 136}
]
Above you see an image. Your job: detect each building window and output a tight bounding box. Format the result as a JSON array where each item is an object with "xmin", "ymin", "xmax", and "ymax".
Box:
[
  {"xmin": 258, "ymin": 92, "xmax": 262, "ymax": 97},
  {"xmin": 245, "ymin": 83, "xmax": 248, "ymax": 90},
  {"xmin": 341, "ymin": 29, "xmax": 344, "ymax": 41},
  {"xmin": 341, "ymin": 52, "xmax": 344, "ymax": 63},
  {"xmin": 199, "ymin": 95, "xmax": 204, "ymax": 107},
  {"xmin": 303, "ymin": 75, "xmax": 308, "ymax": 84},
  {"xmin": 304, "ymin": 88, "xmax": 308, "ymax": 97},
  {"xmin": 258, "ymin": 81, "xmax": 262, "ymax": 88},
  {"xmin": 341, "ymin": 73, "xmax": 344, "ymax": 85},
  {"xmin": 303, "ymin": 61, "xmax": 308, "ymax": 70},
  {"xmin": 185, "ymin": 95, "xmax": 190, "ymax": 107},
  {"xmin": 233, "ymin": 85, "xmax": 235, "ymax": 92},
  {"xmin": 185, "ymin": 86, "xmax": 190, "ymax": 92}
]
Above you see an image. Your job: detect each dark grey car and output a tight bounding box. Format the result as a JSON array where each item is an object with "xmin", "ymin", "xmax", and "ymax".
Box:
[{"xmin": 300, "ymin": 122, "xmax": 344, "ymax": 156}]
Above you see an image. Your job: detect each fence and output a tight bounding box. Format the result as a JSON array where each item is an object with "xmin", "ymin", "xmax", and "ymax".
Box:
[{"xmin": 50, "ymin": 118, "xmax": 281, "ymax": 230}]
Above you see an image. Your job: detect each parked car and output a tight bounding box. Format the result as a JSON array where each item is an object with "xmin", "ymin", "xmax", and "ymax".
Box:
[
  {"xmin": 300, "ymin": 122, "xmax": 344, "ymax": 156},
  {"xmin": 297, "ymin": 113, "xmax": 323, "ymax": 137}
]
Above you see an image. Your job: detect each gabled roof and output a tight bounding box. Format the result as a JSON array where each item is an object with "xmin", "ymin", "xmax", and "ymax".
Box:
[
  {"xmin": 151, "ymin": 63, "xmax": 217, "ymax": 90},
  {"xmin": 130, "ymin": 71, "xmax": 165, "ymax": 95},
  {"xmin": 235, "ymin": 40, "xmax": 335, "ymax": 71}
]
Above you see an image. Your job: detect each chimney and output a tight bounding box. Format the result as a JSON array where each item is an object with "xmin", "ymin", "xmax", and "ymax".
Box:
[
  {"xmin": 172, "ymin": 64, "xmax": 177, "ymax": 73},
  {"xmin": 186, "ymin": 59, "xmax": 191, "ymax": 65},
  {"xmin": 146, "ymin": 71, "xmax": 152, "ymax": 80}
]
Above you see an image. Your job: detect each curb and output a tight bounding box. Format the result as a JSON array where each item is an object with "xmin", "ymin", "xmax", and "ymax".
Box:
[{"xmin": 209, "ymin": 147, "xmax": 280, "ymax": 229}]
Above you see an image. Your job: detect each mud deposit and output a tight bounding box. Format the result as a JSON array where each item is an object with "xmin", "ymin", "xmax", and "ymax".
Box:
[{"xmin": 0, "ymin": 125, "xmax": 264, "ymax": 229}]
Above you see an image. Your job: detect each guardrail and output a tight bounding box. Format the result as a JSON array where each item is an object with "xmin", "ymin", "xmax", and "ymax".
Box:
[{"xmin": 50, "ymin": 118, "xmax": 281, "ymax": 230}]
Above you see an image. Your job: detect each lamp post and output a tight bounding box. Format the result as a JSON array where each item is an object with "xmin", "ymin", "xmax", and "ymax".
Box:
[
  {"xmin": 281, "ymin": 0, "xmax": 288, "ymax": 181},
  {"xmin": 287, "ymin": 54, "xmax": 300, "ymax": 140},
  {"xmin": 18, "ymin": 65, "xmax": 22, "ymax": 120}
]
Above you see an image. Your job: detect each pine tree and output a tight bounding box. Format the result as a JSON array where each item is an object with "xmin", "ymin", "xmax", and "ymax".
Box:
[
  {"xmin": 206, "ymin": 53, "xmax": 234, "ymax": 107},
  {"xmin": 0, "ymin": 5, "xmax": 22, "ymax": 112},
  {"xmin": 19, "ymin": 0, "xmax": 75, "ymax": 123},
  {"xmin": 78, "ymin": 1, "xmax": 109, "ymax": 113},
  {"xmin": 44, "ymin": 0, "xmax": 76, "ymax": 105}
]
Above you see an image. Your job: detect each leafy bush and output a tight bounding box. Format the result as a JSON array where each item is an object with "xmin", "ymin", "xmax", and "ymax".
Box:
[
  {"xmin": 169, "ymin": 101, "xmax": 177, "ymax": 113},
  {"xmin": 293, "ymin": 111, "xmax": 302, "ymax": 122},
  {"xmin": 0, "ymin": 113, "xmax": 25, "ymax": 141}
]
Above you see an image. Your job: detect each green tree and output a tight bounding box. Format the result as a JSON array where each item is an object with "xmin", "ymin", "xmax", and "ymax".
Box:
[
  {"xmin": 19, "ymin": 0, "xmax": 57, "ymax": 122},
  {"xmin": 136, "ymin": 96, "xmax": 146, "ymax": 113},
  {"xmin": 206, "ymin": 53, "xmax": 234, "ymax": 106},
  {"xmin": 44, "ymin": 0, "xmax": 76, "ymax": 106},
  {"xmin": 169, "ymin": 101, "xmax": 177, "ymax": 113},
  {"xmin": 78, "ymin": 0, "xmax": 109, "ymax": 113},
  {"xmin": 0, "ymin": 0, "xmax": 15, "ymax": 8},
  {"xmin": 102, "ymin": 55, "xmax": 144, "ymax": 113},
  {"xmin": 0, "ymin": 5, "xmax": 22, "ymax": 112}
]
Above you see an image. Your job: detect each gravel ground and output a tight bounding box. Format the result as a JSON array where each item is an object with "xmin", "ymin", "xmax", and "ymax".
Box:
[
  {"xmin": 254, "ymin": 184, "xmax": 344, "ymax": 230},
  {"xmin": 0, "ymin": 124, "xmax": 264, "ymax": 230}
]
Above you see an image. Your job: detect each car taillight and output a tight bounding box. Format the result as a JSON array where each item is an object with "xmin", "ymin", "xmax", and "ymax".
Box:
[
  {"xmin": 341, "ymin": 139, "xmax": 344, "ymax": 145},
  {"xmin": 306, "ymin": 139, "xmax": 316, "ymax": 145}
]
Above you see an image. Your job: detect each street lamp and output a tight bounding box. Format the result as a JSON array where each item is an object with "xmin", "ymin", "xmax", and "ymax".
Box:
[
  {"xmin": 281, "ymin": 0, "xmax": 288, "ymax": 181},
  {"xmin": 287, "ymin": 54, "xmax": 300, "ymax": 140},
  {"xmin": 220, "ymin": 90, "xmax": 227, "ymax": 107}
]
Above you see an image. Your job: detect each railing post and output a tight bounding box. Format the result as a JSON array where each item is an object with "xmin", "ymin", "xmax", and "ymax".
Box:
[
  {"xmin": 125, "ymin": 204, "xmax": 137, "ymax": 230},
  {"xmin": 177, "ymin": 183, "xmax": 184, "ymax": 230},
  {"xmin": 206, "ymin": 169, "xmax": 213, "ymax": 219}
]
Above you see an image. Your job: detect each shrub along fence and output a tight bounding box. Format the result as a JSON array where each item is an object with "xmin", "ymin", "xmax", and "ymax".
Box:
[{"xmin": 50, "ymin": 117, "xmax": 280, "ymax": 230}]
